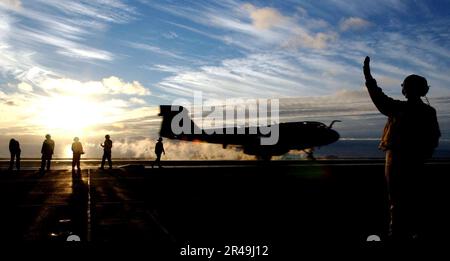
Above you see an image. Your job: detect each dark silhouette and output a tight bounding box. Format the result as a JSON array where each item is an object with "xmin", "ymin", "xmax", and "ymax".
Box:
[
  {"xmin": 71, "ymin": 137, "xmax": 84, "ymax": 173},
  {"xmin": 363, "ymin": 56, "xmax": 441, "ymax": 241},
  {"xmin": 152, "ymin": 137, "xmax": 165, "ymax": 168},
  {"xmin": 158, "ymin": 105, "xmax": 340, "ymax": 160},
  {"xmin": 8, "ymin": 139, "xmax": 21, "ymax": 171},
  {"xmin": 100, "ymin": 134, "xmax": 113, "ymax": 170},
  {"xmin": 40, "ymin": 134, "xmax": 55, "ymax": 173}
]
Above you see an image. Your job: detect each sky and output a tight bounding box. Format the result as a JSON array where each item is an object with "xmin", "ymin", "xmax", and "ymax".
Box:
[{"xmin": 1, "ymin": 0, "xmax": 450, "ymax": 159}]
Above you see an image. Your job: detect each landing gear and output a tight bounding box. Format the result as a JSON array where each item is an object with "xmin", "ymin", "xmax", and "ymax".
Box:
[{"xmin": 304, "ymin": 148, "xmax": 316, "ymax": 160}]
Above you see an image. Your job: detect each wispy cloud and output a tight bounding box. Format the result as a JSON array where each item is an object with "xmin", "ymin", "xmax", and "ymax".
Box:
[
  {"xmin": 11, "ymin": 23, "xmax": 114, "ymax": 62},
  {"xmin": 340, "ymin": 17, "xmax": 371, "ymax": 31},
  {"xmin": 163, "ymin": 31, "xmax": 178, "ymax": 39},
  {"xmin": 155, "ymin": 51, "xmax": 362, "ymax": 99},
  {"xmin": 166, "ymin": 21, "xmax": 250, "ymax": 51},
  {"xmin": 0, "ymin": 0, "xmax": 137, "ymax": 77},
  {"xmin": 143, "ymin": 64, "xmax": 190, "ymax": 74},
  {"xmin": 0, "ymin": 0, "xmax": 21, "ymax": 10},
  {"xmin": 34, "ymin": 0, "xmax": 137, "ymax": 24},
  {"xmin": 150, "ymin": 1, "xmax": 337, "ymax": 51},
  {"xmin": 128, "ymin": 42, "xmax": 185, "ymax": 60}
]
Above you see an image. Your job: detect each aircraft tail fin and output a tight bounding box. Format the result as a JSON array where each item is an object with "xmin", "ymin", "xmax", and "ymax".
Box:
[{"xmin": 159, "ymin": 105, "xmax": 201, "ymax": 138}]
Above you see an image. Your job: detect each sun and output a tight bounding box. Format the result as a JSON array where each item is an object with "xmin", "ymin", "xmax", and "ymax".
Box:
[
  {"xmin": 64, "ymin": 144, "xmax": 73, "ymax": 159},
  {"xmin": 29, "ymin": 94, "xmax": 108, "ymax": 137}
]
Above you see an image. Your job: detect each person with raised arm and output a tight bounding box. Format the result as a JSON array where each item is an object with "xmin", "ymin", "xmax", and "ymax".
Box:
[{"xmin": 363, "ymin": 56, "xmax": 440, "ymax": 241}]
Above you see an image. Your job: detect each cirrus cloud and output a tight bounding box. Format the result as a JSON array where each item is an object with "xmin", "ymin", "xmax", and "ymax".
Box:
[
  {"xmin": 0, "ymin": 0, "xmax": 21, "ymax": 10},
  {"xmin": 340, "ymin": 17, "xmax": 371, "ymax": 31}
]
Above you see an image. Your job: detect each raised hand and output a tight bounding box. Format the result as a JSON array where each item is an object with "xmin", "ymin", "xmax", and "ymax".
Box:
[{"xmin": 363, "ymin": 56, "xmax": 373, "ymax": 80}]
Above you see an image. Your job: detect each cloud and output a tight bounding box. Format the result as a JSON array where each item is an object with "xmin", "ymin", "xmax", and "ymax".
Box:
[
  {"xmin": 166, "ymin": 21, "xmax": 231, "ymax": 47},
  {"xmin": 128, "ymin": 42, "xmax": 184, "ymax": 60},
  {"xmin": 17, "ymin": 82, "xmax": 32, "ymax": 92},
  {"xmin": 56, "ymin": 47, "xmax": 113, "ymax": 61},
  {"xmin": 38, "ymin": 76, "xmax": 150, "ymax": 96},
  {"xmin": 242, "ymin": 4, "xmax": 285, "ymax": 30},
  {"xmin": 0, "ymin": 0, "xmax": 138, "ymax": 74},
  {"xmin": 155, "ymin": 52, "xmax": 363, "ymax": 99},
  {"xmin": 0, "ymin": 14, "xmax": 10, "ymax": 39},
  {"xmin": 102, "ymin": 76, "xmax": 150, "ymax": 96},
  {"xmin": 129, "ymin": 97, "xmax": 146, "ymax": 105},
  {"xmin": 316, "ymin": 0, "xmax": 408, "ymax": 17},
  {"xmin": 283, "ymin": 29, "xmax": 337, "ymax": 49},
  {"xmin": 0, "ymin": 37, "xmax": 55, "ymax": 83},
  {"xmin": 0, "ymin": 90, "xmax": 15, "ymax": 105},
  {"xmin": 33, "ymin": 0, "xmax": 137, "ymax": 24},
  {"xmin": 163, "ymin": 31, "xmax": 178, "ymax": 39},
  {"xmin": 0, "ymin": 0, "xmax": 21, "ymax": 10},
  {"xmin": 14, "ymin": 28, "xmax": 114, "ymax": 61},
  {"xmin": 154, "ymin": 1, "xmax": 336, "ymax": 51},
  {"xmin": 340, "ymin": 17, "xmax": 371, "ymax": 31},
  {"xmin": 143, "ymin": 64, "xmax": 190, "ymax": 74},
  {"xmin": 274, "ymin": 89, "xmax": 378, "ymax": 124}
]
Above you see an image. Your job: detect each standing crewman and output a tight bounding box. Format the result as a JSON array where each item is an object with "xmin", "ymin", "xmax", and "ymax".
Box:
[
  {"xmin": 100, "ymin": 134, "xmax": 113, "ymax": 170},
  {"xmin": 363, "ymin": 56, "xmax": 440, "ymax": 241},
  {"xmin": 40, "ymin": 134, "xmax": 55, "ymax": 173},
  {"xmin": 71, "ymin": 137, "xmax": 84, "ymax": 173},
  {"xmin": 8, "ymin": 138, "xmax": 21, "ymax": 171},
  {"xmin": 152, "ymin": 137, "xmax": 165, "ymax": 168}
]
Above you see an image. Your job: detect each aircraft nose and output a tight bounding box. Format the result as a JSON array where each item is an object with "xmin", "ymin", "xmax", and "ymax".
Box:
[
  {"xmin": 327, "ymin": 129, "xmax": 340, "ymax": 144},
  {"xmin": 332, "ymin": 129, "xmax": 340, "ymax": 142}
]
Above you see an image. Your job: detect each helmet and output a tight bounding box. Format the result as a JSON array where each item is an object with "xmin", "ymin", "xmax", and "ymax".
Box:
[{"xmin": 402, "ymin": 74, "xmax": 429, "ymax": 97}]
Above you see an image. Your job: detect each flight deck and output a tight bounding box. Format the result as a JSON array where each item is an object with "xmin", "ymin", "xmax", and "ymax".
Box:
[{"xmin": 1, "ymin": 159, "xmax": 449, "ymax": 252}]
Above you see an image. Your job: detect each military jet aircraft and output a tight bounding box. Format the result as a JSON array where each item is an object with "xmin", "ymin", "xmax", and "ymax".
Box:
[{"xmin": 158, "ymin": 105, "xmax": 340, "ymax": 160}]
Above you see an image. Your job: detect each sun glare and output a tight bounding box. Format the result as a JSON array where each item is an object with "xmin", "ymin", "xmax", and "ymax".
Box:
[
  {"xmin": 64, "ymin": 144, "xmax": 73, "ymax": 159},
  {"xmin": 30, "ymin": 94, "xmax": 107, "ymax": 136}
]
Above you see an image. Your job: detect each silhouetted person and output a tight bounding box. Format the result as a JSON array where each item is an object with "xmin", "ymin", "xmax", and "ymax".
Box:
[
  {"xmin": 40, "ymin": 134, "xmax": 55, "ymax": 173},
  {"xmin": 364, "ymin": 56, "xmax": 440, "ymax": 241},
  {"xmin": 8, "ymin": 138, "xmax": 21, "ymax": 171},
  {"xmin": 152, "ymin": 137, "xmax": 165, "ymax": 168},
  {"xmin": 72, "ymin": 137, "xmax": 84, "ymax": 173},
  {"xmin": 100, "ymin": 134, "xmax": 112, "ymax": 170}
]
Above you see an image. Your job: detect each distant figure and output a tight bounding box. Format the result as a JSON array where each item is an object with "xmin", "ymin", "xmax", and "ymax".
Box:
[
  {"xmin": 8, "ymin": 138, "xmax": 21, "ymax": 171},
  {"xmin": 364, "ymin": 56, "xmax": 441, "ymax": 240},
  {"xmin": 40, "ymin": 134, "xmax": 55, "ymax": 172},
  {"xmin": 100, "ymin": 134, "xmax": 113, "ymax": 170},
  {"xmin": 152, "ymin": 137, "xmax": 165, "ymax": 168},
  {"xmin": 71, "ymin": 137, "xmax": 84, "ymax": 173}
]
